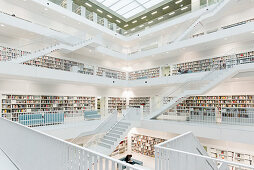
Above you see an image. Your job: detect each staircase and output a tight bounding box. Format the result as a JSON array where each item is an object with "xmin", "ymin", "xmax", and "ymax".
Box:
[
  {"xmin": 86, "ymin": 108, "xmax": 141, "ymax": 155},
  {"xmin": 7, "ymin": 38, "xmax": 100, "ymax": 64},
  {"xmin": 147, "ymin": 67, "xmax": 239, "ymax": 119},
  {"xmin": 175, "ymin": 0, "xmax": 232, "ymax": 42}
]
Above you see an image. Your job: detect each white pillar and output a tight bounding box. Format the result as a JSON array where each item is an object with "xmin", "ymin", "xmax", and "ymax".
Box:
[
  {"xmin": 92, "ymin": 12, "xmax": 97, "ymax": 23},
  {"xmin": 80, "ymin": 6, "xmax": 86, "ymax": 17},
  {"xmin": 191, "ymin": 0, "xmax": 200, "ymax": 11},
  {"xmin": 112, "ymin": 23, "xmax": 117, "ymax": 32},
  {"xmin": 103, "ymin": 18, "xmax": 108, "ymax": 27},
  {"xmin": 66, "ymin": 0, "xmax": 73, "ymax": 11}
]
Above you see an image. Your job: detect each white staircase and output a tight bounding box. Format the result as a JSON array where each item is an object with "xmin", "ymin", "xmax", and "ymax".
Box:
[
  {"xmin": 147, "ymin": 67, "xmax": 239, "ymax": 119},
  {"xmin": 7, "ymin": 38, "xmax": 100, "ymax": 64},
  {"xmin": 175, "ymin": 0, "xmax": 232, "ymax": 42},
  {"xmin": 86, "ymin": 108, "xmax": 141, "ymax": 155}
]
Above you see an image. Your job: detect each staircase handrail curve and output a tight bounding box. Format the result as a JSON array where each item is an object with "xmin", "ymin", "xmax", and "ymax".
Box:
[
  {"xmin": 175, "ymin": 0, "xmax": 225, "ymax": 42},
  {"xmin": 83, "ymin": 133, "xmax": 105, "ymax": 148},
  {"xmin": 83, "ymin": 108, "xmax": 135, "ymax": 147},
  {"xmin": 152, "ymin": 63, "xmax": 224, "ymax": 113},
  {"xmin": 104, "ymin": 107, "xmax": 134, "ymax": 136},
  {"xmin": 71, "ymin": 109, "xmax": 117, "ymax": 143}
]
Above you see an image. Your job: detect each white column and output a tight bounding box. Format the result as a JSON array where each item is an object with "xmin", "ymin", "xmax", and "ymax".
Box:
[
  {"xmin": 92, "ymin": 12, "xmax": 97, "ymax": 23},
  {"xmin": 112, "ymin": 23, "xmax": 117, "ymax": 32},
  {"xmin": 66, "ymin": 0, "xmax": 73, "ymax": 11},
  {"xmin": 191, "ymin": 0, "xmax": 200, "ymax": 11},
  {"xmin": 103, "ymin": 18, "xmax": 108, "ymax": 27},
  {"xmin": 80, "ymin": 6, "xmax": 86, "ymax": 17}
]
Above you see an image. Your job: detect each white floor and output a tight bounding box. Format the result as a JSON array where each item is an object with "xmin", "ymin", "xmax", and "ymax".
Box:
[
  {"xmin": 112, "ymin": 152, "xmax": 155, "ymax": 170},
  {"xmin": 33, "ymin": 118, "xmax": 102, "ymax": 140},
  {"xmin": 0, "ymin": 149, "xmax": 18, "ymax": 170}
]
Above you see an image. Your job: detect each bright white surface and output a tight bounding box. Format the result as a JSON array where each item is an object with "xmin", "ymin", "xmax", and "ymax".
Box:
[
  {"xmin": 93, "ymin": 0, "xmax": 165, "ymax": 19},
  {"xmin": 33, "ymin": 119, "xmax": 102, "ymax": 140},
  {"xmin": 0, "ymin": 149, "xmax": 18, "ymax": 170}
]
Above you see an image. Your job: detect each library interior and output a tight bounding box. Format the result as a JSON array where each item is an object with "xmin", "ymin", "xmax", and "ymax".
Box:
[{"xmin": 1, "ymin": 0, "xmax": 254, "ymax": 169}]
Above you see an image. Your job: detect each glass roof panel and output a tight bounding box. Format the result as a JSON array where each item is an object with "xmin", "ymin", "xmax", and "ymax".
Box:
[
  {"xmin": 143, "ymin": 0, "xmax": 164, "ymax": 8},
  {"xmin": 102, "ymin": 0, "xmax": 119, "ymax": 7},
  {"xmin": 110, "ymin": 0, "xmax": 133, "ymax": 11},
  {"xmin": 116, "ymin": 1, "xmax": 139, "ymax": 15},
  {"xmin": 92, "ymin": 0, "xmax": 167, "ymax": 19},
  {"xmin": 123, "ymin": 6, "xmax": 144, "ymax": 18}
]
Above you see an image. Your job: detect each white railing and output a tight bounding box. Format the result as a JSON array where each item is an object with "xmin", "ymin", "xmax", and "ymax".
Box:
[
  {"xmin": 155, "ymin": 132, "xmax": 254, "ymax": 170},
  {"xmin": 5, "ymin": 110, "xmax": 95, "ymax": 127},
  {"xmin": 0, "ymin": 117, "xmax": 142, "ymax": 170},
  {"xmin": 158, "ymin": 107, "xmax": 254, "ymax": 126},
  {"xmin": 72, "ymin": 109, "xmax": 118, "ymax": 144}
]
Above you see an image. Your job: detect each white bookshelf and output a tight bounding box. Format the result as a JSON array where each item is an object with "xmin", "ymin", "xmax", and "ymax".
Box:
[
  {"xmin": 0, "ymin": 46, "xmax": 30, "ymax": 61},
  {"xmin": 129, "ymin": 97, "xmax": 151, "ymax": 116},
  {"xmin": 1, "ymin": 94, "xmax": 96, "ymax": 121},
  {"xmin": 128, "ymin": 67, "xmax": 160, "ymax": 80},
  {"xmin": 108, "ymin": 97, "xmax": 127, "ymax": 114}
]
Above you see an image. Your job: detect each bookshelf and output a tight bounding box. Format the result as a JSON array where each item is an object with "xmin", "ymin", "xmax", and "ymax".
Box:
[
  {"xmin": 0, "ymin": 46, "xmax": 30, "ymax": 61},
  {"xmin": 110, "ymin": 137, "xmax": 128, "ymax": 156},
  {"xmin": 206, "ymin": 146, "xmax": 254, "ymax": 168},
  {"xmin": 1, "ymin": 94, "xmax": 96, "ymax": 121},
  {"xmin": 96, "ymin": 67, "xmax": 126, "ymax": 80},
  {"xmin": 108, "ymin": 97, "xmax": 127, "ymax": 114},
  {"xmin": 128, "ymin": 67, "xmax": 160, "ymax": 80},
  {"xmin": 129, "ymin": 97, "xmax": 151, "ymax": 116},
  {"xmin": 162, "ymin": 95, "xmax": 254, "ymax": 123},
  {"xmin": 23, "ymin": 56, "xmax": 95, "ymax": 75},
  {"xmin": 23, "ymin": 56, "xmax": 127, "ymax": 80},
  {"xmin": 171, "ymin": 50, "xmax": 254, "ymax": 75},
  {"xmin": 131, "ymin": 134, "xmax": 165, "ymax": 157}
]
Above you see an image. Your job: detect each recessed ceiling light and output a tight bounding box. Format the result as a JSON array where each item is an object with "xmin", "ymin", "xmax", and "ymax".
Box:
[
  {"xmin": 132, "ymin": 20, "xmax": 137, "ymax": 24},
  {"xmin": 0, "ymin": 24, "xmax": 4, "ymax": 27},
  {"xmin": 148, "ymin": 21, "xmax": 153, "ymax": 24},
  {"xmin": 158, "ymin": 17, "xmax": 163, "ymax": 20},
  {"xmin": 116, "ymin": 20, "xmax": 121, "ymax": 23},
  {"xmin": 124, "ymin": 32, "xmax": 128, "ymax": 34},
  {"xmin": 97, "ymin": 9, "xmax": 103, "ymax": 13},
  {"xmin": 44, "ymin": 8, "xmax": 48, "ymax": 11},
  {"xmin": 181, "ymin": 6, "xmax": 188, "ymax": 10},
  {"xmin": 163, "ymin": 6, "xmax": 169, "ymax": 10},
  {"xmin": 107, "ymin": 15, "xmax": 112, "ymax": 18},
  {"xmin": 139, "ymin": 25, "xmax": 144, "ymax": 28},
  {"xmin": 169, "ymin": 12, "xmax": 175, "ymax": 15},
  {"xmin": 85, "ymin": 3, "xmax": 92, "ymax": 7},
  {"xmin": 141, "ymin": 16, "xmax": 147, "ymax": 19},
  {"xmin": 124, "ymin": 24, "xmax": 128, "ymax": 27},
  {"xmin": 151, "ymin": 11, "xmax": 157, "ymax": 15},
  {"xmin": 175, "ymin": 0, "xmax": 183, "ymax": 4}
]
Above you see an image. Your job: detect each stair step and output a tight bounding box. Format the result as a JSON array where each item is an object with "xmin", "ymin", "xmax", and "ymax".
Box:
[
  {"xmin": 104, "ymin": 136, "xmax": 117, "ymax": 142},
  {"xmin": 114, "ymin": 127, "xmax": 126, "ymax": 132},
  {"xmin": 107, "ymin": 133, "xmax": 120, "ymax": 138},
  {"xmin": 101, "ymin": 139, "xmax": 115, "ymax": 145},
  {"xmin": 116, "ymin": 124, "xmax": 129, "ymax": 129},
  {"xmin": 118, "ymin": 122, "xmax": 130, "ymax": 126},
  {"xmin": 110, "ymin": 130, "xmax": 123, "ymax": 135},
  {"xmin": 98, "ymin": 142, "xmax": 111, "ymax": 149}
]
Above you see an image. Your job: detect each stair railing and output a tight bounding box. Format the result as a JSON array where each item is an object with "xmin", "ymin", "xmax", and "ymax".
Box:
[
  {"xmin": 71, "ymin": 109, "xmax": 117, "ymax": 144},
  {"xmin": 83, "ymin": 108, "xmax": 136, "ymax": 147}
]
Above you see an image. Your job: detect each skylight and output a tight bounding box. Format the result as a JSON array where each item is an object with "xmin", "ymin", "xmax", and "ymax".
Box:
[{"xmin": 93, "ymin": 0, "xmax": 165, "ymax": 19}]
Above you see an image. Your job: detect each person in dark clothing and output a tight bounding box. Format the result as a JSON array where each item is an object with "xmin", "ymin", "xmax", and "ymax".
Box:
[
  {"xmin": 178, "ymin": 67, "xmax": 181, "ymax": 74},
  {"xmin": 125, "ymin": 155, "xmax": 134, "ymax": 164}
]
